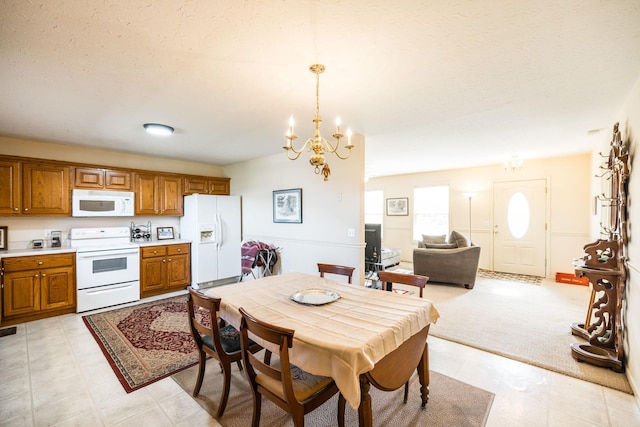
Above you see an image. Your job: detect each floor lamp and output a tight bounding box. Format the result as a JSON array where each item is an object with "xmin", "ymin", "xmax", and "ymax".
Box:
[{"xmin": 462, "ymin": 192, "xmax": 476, "ymax": 243}]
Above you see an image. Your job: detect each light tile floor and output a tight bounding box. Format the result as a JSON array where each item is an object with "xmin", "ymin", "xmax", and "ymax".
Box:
[{"xmin": 1, "ymin": 293, "xmax": 640, "ymax": 426}]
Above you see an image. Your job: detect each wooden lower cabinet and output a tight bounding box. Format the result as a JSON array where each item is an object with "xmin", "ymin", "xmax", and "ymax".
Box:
[
  {"xmin": 140, "ymin": 243, "xmax": 191, "ymax": 298},
  {"xmin": 1, "ymin": 253, "xmax": 76, "ymax": 325}
]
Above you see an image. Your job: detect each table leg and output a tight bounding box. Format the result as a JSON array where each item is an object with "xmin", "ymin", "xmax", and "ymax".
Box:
[
  {"xmin": 358, "ymin": 374, "xmax": 373, "ymax": 427},
  {"xmin": 418, "ymin": 341, "xmax": 430, "ymax": 407}
]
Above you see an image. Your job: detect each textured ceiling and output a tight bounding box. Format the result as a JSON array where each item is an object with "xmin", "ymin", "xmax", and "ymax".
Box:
[{"xmin": 1, "ymin": 1, "xmax": 640, "ymax": 177}]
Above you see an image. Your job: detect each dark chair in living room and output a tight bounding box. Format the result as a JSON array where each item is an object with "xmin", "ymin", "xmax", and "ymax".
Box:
[
  {"xmin": 186, "ymin": 287, "xmax": 261, "ymax": 417},
  {"xmin": 377, "ymin": 270, "xmax": 428, "ymax": 298},
  {"xmin": 318, "ymin": 263, "xmax": 355, "ymax": 283},
  {"xmin": 239, "ymin": 307, "xmax": 345, "ymax": 427}
]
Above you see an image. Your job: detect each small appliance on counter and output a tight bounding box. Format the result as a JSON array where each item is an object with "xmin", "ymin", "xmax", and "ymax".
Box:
[
  {"xmin": 51, "ymin": 231, "xmax": 62, "ymax": 247},
  {"xmin": 131, "ymin": 221, "xmax": 152, "ymax": 242}
]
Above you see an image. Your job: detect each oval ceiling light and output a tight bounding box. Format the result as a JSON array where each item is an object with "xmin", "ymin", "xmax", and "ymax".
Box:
[{"xmin": 143, "ymin": 123, "xmax": 174, "ymax": 136}]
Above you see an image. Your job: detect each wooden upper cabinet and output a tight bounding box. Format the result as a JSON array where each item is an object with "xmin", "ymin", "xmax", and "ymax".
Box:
[
  {"xmin": 105, "ymin": 169, "xmax": 132, "ymax": 190},
  {"xmin": 22, "ymin": 162, "xmax": 70, "ymax": 216},
  {"xmin": 184, "ymin": 176, "xmax": 208, "ymax": 194},
  {"xmin": 160, "ymin": 175, "xmax": 183, "ymax": 215},
  {"xmin": 135, "ymin": 173, "xmax": 159, "ymax": 215},
  {"xmin": 184, "ymin": 176, "xmax": 230, "ymax": 195},
  {"xmin": 135, "ymin": 173, "xmax": 183, "ymax": 216},
  {"xmin": 74, "ymin": 167, "xmax": 132, "ymax": 190},
  {"xmin": 0, "ymin": 155, "xmax": 229, "ymax": 218},
  {"xmin": 208, "ymin": 178, "xmax": 230, "ymax": 195},
  {"xmin": 0, "ymin": 159, "xmax": 21, "ymax": 215}
]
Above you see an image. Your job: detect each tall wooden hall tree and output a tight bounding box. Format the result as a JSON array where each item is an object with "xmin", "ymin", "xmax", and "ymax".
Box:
[{"xmin": 571, "ymin": 122, "xmax": 629, "ymax": 372}]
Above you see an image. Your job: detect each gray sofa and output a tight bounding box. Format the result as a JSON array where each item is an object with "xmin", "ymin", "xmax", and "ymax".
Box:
[{"xmin": 412, "ymin": 231, "xmax": 481, "ymax": 289}]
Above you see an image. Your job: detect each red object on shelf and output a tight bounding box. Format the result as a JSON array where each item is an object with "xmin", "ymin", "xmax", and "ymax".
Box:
[{"xmin": 555, "ymin": 272, "xmax": 589, "ymax": 286}]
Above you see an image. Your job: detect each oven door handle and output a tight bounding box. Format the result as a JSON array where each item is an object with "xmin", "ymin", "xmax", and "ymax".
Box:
[
  {"xmin": 77, "ymin": 249, "xmax": 139, "ymax": 259},
  {"xmin": 83, "ymin": 283, "xmax": 136, "ymax": 295}
]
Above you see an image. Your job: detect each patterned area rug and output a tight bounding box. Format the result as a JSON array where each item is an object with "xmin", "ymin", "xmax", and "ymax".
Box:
[
  {"xmin": 83, "ymin": 295, "xmax": 198, "ymax": 393},
  {"xmin": 173, "ymin": 361, "xmax": 494, "ymax": 427},
  {"xmin": 477, "ymin": 268, "xmax": 542, "ymax": 285}
]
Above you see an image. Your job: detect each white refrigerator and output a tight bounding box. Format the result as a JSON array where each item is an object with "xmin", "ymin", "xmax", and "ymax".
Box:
[{"xmin": 180, "ymin": 194, "xmax": 241, "ymax": 288}]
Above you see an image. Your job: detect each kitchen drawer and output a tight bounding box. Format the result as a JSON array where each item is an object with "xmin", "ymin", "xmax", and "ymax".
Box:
[
  {"xmin": 3, "ymin": 253, "xmax": 74, "ymax": 272},
  {"xmin": 167, "ymin": 243, "xmax": 190, "ymax": 256},
  {"xmin": 141, "ymin": 246, "xmax": 167, "ymax": 258}
]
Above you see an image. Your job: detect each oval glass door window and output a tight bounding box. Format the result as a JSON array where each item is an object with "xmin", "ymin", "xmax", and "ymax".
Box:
[{"xmin": 508, "ymin": 192, "xmax": 530, "ymax": 238}]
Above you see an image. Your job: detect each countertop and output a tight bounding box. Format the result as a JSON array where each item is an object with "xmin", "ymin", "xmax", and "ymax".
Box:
[
  {"xmin": 0, "ymin": 239, "xmax": 192, "ymax": 259},
  {"xmin": 135, "ymin": 239, "xmax": 191, "ymax": 247}
]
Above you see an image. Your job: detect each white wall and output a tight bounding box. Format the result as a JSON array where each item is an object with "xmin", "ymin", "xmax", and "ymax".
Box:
[
  {"xmin": 594, "ymin": 74, "xmax": 640, "ymax": 398},
  {"xmin": 366, "ymin": 153, "xmax": 591, "ymax": 277},
  {"xmin": 224, "ymin": 135, "xmax": 365, "ymax": 285}
]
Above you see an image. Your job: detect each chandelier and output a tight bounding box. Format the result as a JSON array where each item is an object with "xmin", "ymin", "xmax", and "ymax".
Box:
[
  {"xmin": 283, "ymin": 64, "xmax": 354, "ymax": 181},
  {"xmin": 504, "ymin": 155, "xmax": 523, "ymax": 172}
]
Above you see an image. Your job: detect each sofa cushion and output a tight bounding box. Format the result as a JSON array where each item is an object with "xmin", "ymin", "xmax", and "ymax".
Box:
[
  {"xmin": 422, "ymin": 234, "xmax": 447, "ymax": 245},
  {"xmin": 423, "ymin": 242, "xmax": 457, "ymax": 249},
  {"xmin": 448, "ymin": 230, "xmax": 471, "ymax": 247}
]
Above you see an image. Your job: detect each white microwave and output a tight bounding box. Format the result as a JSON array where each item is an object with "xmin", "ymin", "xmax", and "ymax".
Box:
[{"xmin": 72, "ymin": 189, "xmax": 135, "ymax": 217}]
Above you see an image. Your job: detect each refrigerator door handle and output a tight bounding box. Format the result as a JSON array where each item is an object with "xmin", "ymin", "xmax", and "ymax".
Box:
[{"xmin": 216, "ymin": 214, "xmax": 222, "ymax": 250}]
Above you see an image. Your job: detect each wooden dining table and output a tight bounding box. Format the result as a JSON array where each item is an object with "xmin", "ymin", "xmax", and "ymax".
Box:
[{"xmin": 205, "ymin": 272, "xmax": 440, "ymax": 427}]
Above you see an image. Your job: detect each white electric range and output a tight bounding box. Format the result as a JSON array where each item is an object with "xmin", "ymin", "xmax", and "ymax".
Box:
[{"xmin": 69, "ymin": 227, "xmax": 140, "ymax": 312}]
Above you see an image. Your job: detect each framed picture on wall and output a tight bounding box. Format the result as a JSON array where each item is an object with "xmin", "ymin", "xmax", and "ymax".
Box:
[
  {"xmin": 386, "ymin": 198, "xmax": 409, "ymax": 216},
  {"xmin": 273, "ymin": 188, "xmax": 302, "ymax": 223},
  {"xmin": 0, "ymin": 226, "xmax": 7, "ymax": 250}
]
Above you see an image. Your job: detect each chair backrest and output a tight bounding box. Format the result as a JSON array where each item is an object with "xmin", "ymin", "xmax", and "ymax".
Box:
[
  {"xmin": 318, "ymin": 263, "xmax": 355, "ymax": 283},
  {"xmin": 187, "ymin": 287, "xmax": 224, "ymax": 355},
  {"xmin": 377, "ymin": 271, "xmax": 428, "ymax": 297},
  {"xmin": 239, "ymin": 307, "xmax": 298, "ymax": 403}
]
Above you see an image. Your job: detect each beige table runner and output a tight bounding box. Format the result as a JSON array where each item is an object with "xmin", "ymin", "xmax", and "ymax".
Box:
[{"xmin": 206, "ymin": 272, "xmax": 439, "ymax": 408}]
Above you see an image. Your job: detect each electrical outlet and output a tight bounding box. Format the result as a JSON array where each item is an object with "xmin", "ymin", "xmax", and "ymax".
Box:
[
  {"xmin": 347, "ymin": 227, "xmax": 355, "ymax": 237},
  {"xmin": 44, "ymin": 230, "xmax": 52, "ymax": 237}
]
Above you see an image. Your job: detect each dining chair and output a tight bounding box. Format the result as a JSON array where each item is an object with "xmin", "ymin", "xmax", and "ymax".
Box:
[
  {"xmin": 375, "ymin": 270, "xmax": 429, "ymax": 403},
  {"xmin": 377, "ymin": 270, "xmax": 428, "ymax": 298},
  {"xmin": 238, "ymin": 307, "xmax": 345, "ymax": 427},
  {"xmin": 317, "ymin": 263, "xmax": 356, "ymax": 284},
  {"xmin": 186, "ymin": 287, "xmax": 261, "ymax": 417}
]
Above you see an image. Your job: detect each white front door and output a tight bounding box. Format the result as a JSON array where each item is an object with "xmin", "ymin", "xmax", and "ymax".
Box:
[{"xmin": 493, "ymin": 179, "xmax": 547, "ymax": 276}]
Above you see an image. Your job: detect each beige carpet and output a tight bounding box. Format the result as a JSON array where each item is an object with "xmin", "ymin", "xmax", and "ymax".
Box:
[
  {"xmin": 172, "ymin": 361, "xmax": 494, "ymax": 426},
  {"xmin": 423, "ymin": 275, "xmax": 633, "ymax": 394}
]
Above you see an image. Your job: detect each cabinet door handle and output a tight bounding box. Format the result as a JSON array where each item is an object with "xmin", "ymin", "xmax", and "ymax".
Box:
[
  {"xmin": 14, "ymin": 207, "xmax": 18, "ymax": 211},
  {"xmin": 24, "ymin": 208, "xmax": 28, "ymax": 211},
  {"xmin": 162, "ymin": 259, "xmax": 166, "ymax": 263},
  {"xmin": 38, "ymin": 261, "xmax": 43, "ymax": 265},
  {"xmin": 34, "ymin": 274, "xmax": 39, "ymax": 278},
  {"xmin": 168, "ymin": 258, "xmax": 172, "ymax": 262},
  {"xmin": 41, "ymin": 273, "xmax": 46, "ymax": 277}
]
